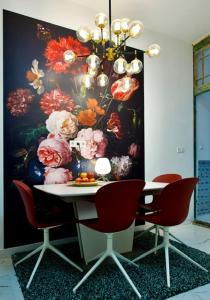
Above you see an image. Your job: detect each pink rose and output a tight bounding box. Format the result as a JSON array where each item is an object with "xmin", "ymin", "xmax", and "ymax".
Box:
[
  {"xmin": 44, "ymin": 167, "xmax": 73, "ymax": 184},
  {"xmin": 74, "ymin": 128, "xmax": 108, "ymax": 160},
  {"xmin": 37, "ymin": 134, "xmax": 72, "ymax": 167},
  {"xmin": 111, "ymin": 77, "xmax": 139, "ymax": 101},
  {"xmin": 128, "ymin": 143, "xmax": 140, "ymax": 158}
]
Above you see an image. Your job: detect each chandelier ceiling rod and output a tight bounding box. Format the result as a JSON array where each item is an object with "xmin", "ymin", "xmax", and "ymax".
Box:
[{"xmin": 108, "ymin": 0, "xmax": 112, "ymax": 42}]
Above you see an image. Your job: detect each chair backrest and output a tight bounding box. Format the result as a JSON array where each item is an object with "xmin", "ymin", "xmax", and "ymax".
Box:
[
  {"xmin": 94, "ymin": 180, "xmax": 145, "ymax": 233},
  {"xmin": 13, "ymin": 180, "xmax": 38, "ymax": 228},
  {"xmin": 153, "ymin": 173, "xmax": 182, "ymax": 183},
  {"xmin": 153, "ymin": 177, "xmax": 198, "ymax": 226}
]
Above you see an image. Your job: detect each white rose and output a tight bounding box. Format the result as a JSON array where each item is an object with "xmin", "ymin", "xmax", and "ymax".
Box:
[{"xmin": 46, "ymin": 110, "xmax": 78, "ymax": 140}]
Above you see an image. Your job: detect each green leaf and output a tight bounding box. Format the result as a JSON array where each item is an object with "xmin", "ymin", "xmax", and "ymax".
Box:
[{"xmin": 20, "ymin": 125, "xmax": 48, "ymax": 147}]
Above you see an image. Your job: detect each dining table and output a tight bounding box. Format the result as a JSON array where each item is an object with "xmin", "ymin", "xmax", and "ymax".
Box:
[{"xmin": 34, "ymin": 181, "xmax": 167, "ymax": 263}]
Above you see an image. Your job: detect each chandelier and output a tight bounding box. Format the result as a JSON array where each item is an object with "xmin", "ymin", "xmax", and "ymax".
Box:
[{"xmin": 64, "ymin": 0, "xmax": 160, "ymax": 89}]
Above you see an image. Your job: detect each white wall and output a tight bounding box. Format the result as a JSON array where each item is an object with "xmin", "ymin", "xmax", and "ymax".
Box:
[{"xmin": 0, "ymin": 0, "xmax": 194, "ymax": 249}]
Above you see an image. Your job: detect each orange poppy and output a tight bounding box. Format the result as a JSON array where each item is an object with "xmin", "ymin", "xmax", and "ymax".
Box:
[
  {"xmin": 86, "ymin": 98, "xmax": 98, "ymax": 109},
  {"xmin": 95, "ymin": 106, "xmax": 105, "ymax": 115},
  {"xmin": 77, "ymin": 109, "xmax": 97, "ymax": 126}
]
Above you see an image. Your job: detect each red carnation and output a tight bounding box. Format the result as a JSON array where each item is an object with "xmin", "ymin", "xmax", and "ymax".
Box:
[
  {"xmin": 44, "ymin": 36, "xmax": 90, "ymax": 75},
  {"xmin": 7, "ymin": 88, "xmax": 34, "ymax": 116},
  {"xmin": 107, "ymin": 112, "xmax": 123, "ymax": 139},
  {"xmin": 40, "ymin": 89, "xmax": 76, "ymax": 115}
]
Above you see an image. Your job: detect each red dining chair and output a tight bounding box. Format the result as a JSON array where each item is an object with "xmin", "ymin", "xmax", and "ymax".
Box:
[
  {"xmin": 13, "ymin": 180, "xmax": 83, "ymax": 289},
  {"xmin": 133, "ymin": 178, "xmax": 208, "ymax": 287},
  {"xmin": 136, "ymin": 173, "xmax": 182, "ymax": 247},
  {"xmin": 73, "ymin": 179, "xmax": 145, "ymax": 299}
]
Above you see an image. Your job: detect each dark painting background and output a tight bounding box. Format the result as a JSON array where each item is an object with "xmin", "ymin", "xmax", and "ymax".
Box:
[{"xmin": 3, "ymin": 10, "xmax": 144, "ymax": 247}]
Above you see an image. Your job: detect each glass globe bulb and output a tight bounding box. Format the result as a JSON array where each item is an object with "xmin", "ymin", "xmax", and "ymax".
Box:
[
  {"xmin": 91, "ymin": 29, "xmax": 102, "ymax": 43},
  {"xmin": 95, "ymin": 13, "xmax": 108, "ymax": 29},
  {"xmin": 76, "ymin": 27, "xmax": 91, "ymax": 43},
  {"xmin": 86, "ymin": 54, "xmax": 100, "ymax": 69},
  {"xmin": 101, "ymin": 28, "xmax": 109, "ymax": 43},
  {"xmin": 111, "ymin": 34, "xmax": 122, "ymax": 46},
  {"xmin": 121, "ymin": 18, "xmax": 130, "ymax": 33},
  {"xmin": 125, "ymin": 63, "xmax": 134, "ymax": 75},
  {"xmin": 129, "ymin": 21, "xmax": 144, "ymax": 38},
  {"xmin": 88, "ymin": 67, "xmax": 98, "ymax": 77},
  {"xmin": 130, "ymin": 58, "xmax": 143, "ymax": 74},
  {"xmin": 97, "ymin": 73, "xmax": 109, "ymax": 87},
  {"xmin": 147, "ymin": 44, "xmax": 161, "ymax": 57},
  {"xmin": 122, "ymin": 76, "xmax": 132, "ymax": 90},
  {"xmin": 63, "ymin": 50, "xmax": 77, "ymax": 63},
  {"xmin": 81, "ymin": 74, "xmax": 94, "ymax": 89},
  {"xmin": 111, "ymin": 19, "xmax": 122, "ymax": 35},
  {"xmin": 113, "ymin": 57, "xmax": 127, "ymax": 74}
]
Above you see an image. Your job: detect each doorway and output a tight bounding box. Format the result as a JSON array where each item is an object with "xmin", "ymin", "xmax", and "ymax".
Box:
[{"xmin": 194, "ymin": 37, "xmax": 210, "ymax": 224}]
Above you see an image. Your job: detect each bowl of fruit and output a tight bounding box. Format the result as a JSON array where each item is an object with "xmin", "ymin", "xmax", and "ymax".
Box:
[{"xmin": 72, "ymin": 172, "xmax": 98, "ymax": 186}]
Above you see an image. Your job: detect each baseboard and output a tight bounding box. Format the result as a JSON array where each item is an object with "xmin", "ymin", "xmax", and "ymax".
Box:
[
  {"xmin": 0, "ymin": 236, "xmax": 78, "ymax": 258},
  {"xmin": 193, "ymin": 220, "xmax": 210, "ymax": 229}
]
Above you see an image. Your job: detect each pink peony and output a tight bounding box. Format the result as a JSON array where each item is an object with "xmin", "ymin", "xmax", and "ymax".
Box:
[
  {"xmin": 128, "ymin": 143, "xmax": 140, "ymax": 158},
  {"xmin": 44, "ymin": 167, "xmax": 73, "ymax": 184},
  {"xmin": 74, "ymin": 128, "xmax": 108, "ymax": 160},
  {"xmin": 46, "ymin": 110, "xmax": 78, "ymax": 140},
  {"xmin": 37, "ymin": 134, "xmax": 72, "ymax": 167}
]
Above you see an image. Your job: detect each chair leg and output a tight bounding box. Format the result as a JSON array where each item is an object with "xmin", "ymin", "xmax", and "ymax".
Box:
[
  {"xmin": 163, "ymin": 227, "xmax": 171, "ymax": 287},
  {"xmin": 87, "ymin": 251, "xmax": 105, "ymax": 264},
  {"xmin": 133, "ymin": 242, "xmax": 164, "ymax": 263},
  {"xmin": 111, "ymin": 253, "xmax": 141, "ymax": 299},
  {"xmin": 169, "ymin": 244, "xmax": 208, "ymax": 272},
  {"xmin": 26, "ymin": 246, "xmax": 46, "ymax": 289},
  {"xmin": 15, "ymin": 245, "xmax": 43, "ymax": 266},
  {"xmin": 164, "ymin": 244, "xmax": 170, "ymax": 287},
  {"xmin": 133, "ymin": 226, "xmax": 208, "ymax": 288},
  {"xmin": 48, "ymin": 244, "xmax": 83, "ymax": 272},
  {"xmin": 154, "ymin": 225, "xmax": 160, "ymax": 254},
  {"xmin": 135, "ymin": 224, "xmax": 156, "ymax": 240},
  {"xmin": 73, "ymin": 252, "xmax": 108, "ymax": 293},
  {"xmin": 114, "ymin": 252, "xmax": 139, "ymax": 268}
]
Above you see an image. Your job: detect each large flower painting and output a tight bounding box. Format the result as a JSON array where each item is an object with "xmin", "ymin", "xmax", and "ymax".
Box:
[{"xmin": 3, "ymin": 10, "xmax": 144, "ymax": 247}]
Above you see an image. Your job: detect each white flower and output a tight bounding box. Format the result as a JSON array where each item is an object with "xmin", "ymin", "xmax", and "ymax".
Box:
[
  {"xmin": 27, "ymin": 59, "xmax": 45, "ymax": 95},
  {"xmin": 46, "ymin": 110, "xmax": 78, "ymax": 140},
  {"xmin": 111, "ymin": 155, "xmax": 132, "ymax": 177}
]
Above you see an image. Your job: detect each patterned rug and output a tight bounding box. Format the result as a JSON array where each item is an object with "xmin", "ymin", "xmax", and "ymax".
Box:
[{"xmin": 12, "ymin": 232, "xmax": 210, "ymax": 300}]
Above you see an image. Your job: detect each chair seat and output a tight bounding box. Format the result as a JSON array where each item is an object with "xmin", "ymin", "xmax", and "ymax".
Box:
[{"xmin": 36, "ymin": 207, "xmax": 78, "ymax": 228}]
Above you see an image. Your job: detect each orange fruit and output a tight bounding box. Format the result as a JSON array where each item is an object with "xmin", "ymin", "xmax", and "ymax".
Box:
[
  {"xmin": 87, "ymin": 172, "xmax": 94, "ymax": 179},
  {"xmin": 80, "ymin": 172, "xmax": 88, "ymax": 178},
  {"xmin": 82, "ymin": 177, "xmax": 89, "ymax": 182},
  {"xmin": 89, "ymin": 178, "xmax": 95, "ymax": 182}
]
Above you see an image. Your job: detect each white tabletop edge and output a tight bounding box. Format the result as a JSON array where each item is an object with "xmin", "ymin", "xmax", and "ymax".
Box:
[{"xmin": 34, "ymin": 181, "xmax": 167, "ymax": 197}]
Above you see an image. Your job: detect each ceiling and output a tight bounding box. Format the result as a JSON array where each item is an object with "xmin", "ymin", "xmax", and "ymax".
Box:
[{"xmin": 71, "ymin": 0, "xmax": 210, "ymax": 43}]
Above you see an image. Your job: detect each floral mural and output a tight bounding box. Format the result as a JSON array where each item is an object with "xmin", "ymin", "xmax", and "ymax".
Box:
[{"xmin": 3, "ymin": 10, "xmax": 144, "ymax": 246}]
